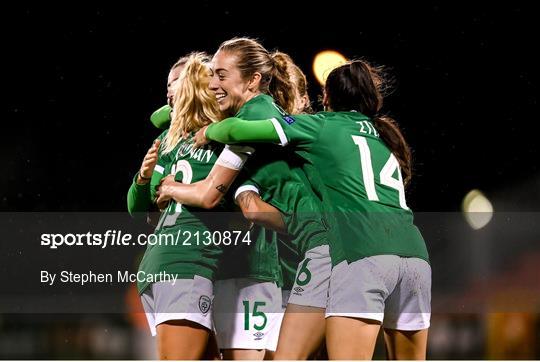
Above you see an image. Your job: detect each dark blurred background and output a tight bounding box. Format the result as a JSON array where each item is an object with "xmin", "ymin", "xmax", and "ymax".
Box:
[
  {"xmin": 1, "ymin": 2, "xmax": 539, "ymax": 359},
  {"xmin": 2, "ymin": 2, "xmax": 538, "ymax": 212}
]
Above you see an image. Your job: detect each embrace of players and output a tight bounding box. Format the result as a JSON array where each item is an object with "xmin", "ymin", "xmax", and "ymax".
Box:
[{"xmin": 127, "ymin": 38, "xmax": 431, "ymax": 360}]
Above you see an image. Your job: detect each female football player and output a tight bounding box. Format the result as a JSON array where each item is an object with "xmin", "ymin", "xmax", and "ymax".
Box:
[
  {"xmin": 193, "ymin": 58, "xmax": 431, "ymax": 360},
  {"xmin": 156, "ymin": 38, "xmax": 335, "ymax": 360}
]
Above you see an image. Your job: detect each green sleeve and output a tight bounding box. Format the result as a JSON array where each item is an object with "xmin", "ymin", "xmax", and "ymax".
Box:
[
  {"xmin": 205, "ymin": 117, "xmax": 280, "ymax": 144},
  {"xmin": 127, "ymin": 165, "xmax": 168, "ymax": 218},
  {"xmin": 150, "ymin": 105, "xmax": 172, "ymax": 129},
  {"xmin": 127, "ymin": 173, "xmax": 152, "ymax": 218}
]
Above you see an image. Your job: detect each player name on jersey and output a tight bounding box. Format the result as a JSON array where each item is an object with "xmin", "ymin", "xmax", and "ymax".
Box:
[{"xmin": 176, "ymin": 141, "xmax": 215, "ymax": 163}]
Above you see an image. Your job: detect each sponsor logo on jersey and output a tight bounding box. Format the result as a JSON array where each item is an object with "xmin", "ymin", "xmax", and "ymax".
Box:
[
  {"xmin": 253, "ymin": 331, "xmax": 265, "ymax": 340},
  {"xmin": 283, "ymin": 115, "xmax": 296, "ymax": 125},
  {"xmin": 293, "ymin": 286, "xmax": 304, "ymax": 295},
  {"xmin": 199, "ymin": 295, "xmax": 211, "ymax": 314}
]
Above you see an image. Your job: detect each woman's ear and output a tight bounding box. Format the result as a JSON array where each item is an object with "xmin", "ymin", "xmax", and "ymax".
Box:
[
  {"xmin": 248, "ymin": 72, "xmax": 262, "ymax": 92},
  {"xmin": 300, "ymin": 94, "xmax": 310, "ymax": 110},
  {"xmin": 322, "ymin": 89, "xmax": 330, "ymax": 111}
]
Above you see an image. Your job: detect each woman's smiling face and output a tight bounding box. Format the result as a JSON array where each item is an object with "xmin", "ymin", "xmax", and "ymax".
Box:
[{"xmin": 209, "ymin": 51, "xmax": 257, "ymax": 117}]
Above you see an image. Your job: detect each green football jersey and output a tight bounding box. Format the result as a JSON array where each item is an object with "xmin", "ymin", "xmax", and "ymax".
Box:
[
  {"xmin": 215, "ymin": 206, "xmax": 281, "ymax": 284},
  {"xmin": 273, "ymin": 111, "xmax": 429, "ymax": 263},
  {"xmin": 277, "ymin": 235, "xmax": 301, "ymax": 291},
  {"xmin": 234, "ymin": 94, "xmax": 333, "ymax": 266},
  {"xmin": 137, "ymin": 132, "xmax": 227, "ymax": 293}
]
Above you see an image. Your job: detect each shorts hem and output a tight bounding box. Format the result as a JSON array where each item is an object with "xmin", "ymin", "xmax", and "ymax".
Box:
[
  {"xmin": 155, "ymin": 313, "xmax": 212, "ymax": 331},
  {"xmin": 383, "ymin": 321, "xmax": 431, "ymax": 331},
  {"xmin": 325, "ymin": 312, "xmax": 384, "ymax": 323}
]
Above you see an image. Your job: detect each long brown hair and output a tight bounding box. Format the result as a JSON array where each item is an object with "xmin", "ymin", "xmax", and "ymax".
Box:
[
  {"xmin": 272, "ymin": 51, "xmax": 313, "ymax": 114},
  {"xmin": 325, "ymin": 60, "xmax": 412, "ymax": 186},
  {"xmin": 216, "ymin": 38, "xmax": 296, "ymax": 113}
]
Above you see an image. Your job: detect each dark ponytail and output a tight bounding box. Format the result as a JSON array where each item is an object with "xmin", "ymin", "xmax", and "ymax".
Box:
[
  {"xmin": 372, "ymin": 116, "xmax": 412, "ymax": 186},
  {"xmin": 326, "ymin": 60, "xmax": 412, "ymax": 186}
]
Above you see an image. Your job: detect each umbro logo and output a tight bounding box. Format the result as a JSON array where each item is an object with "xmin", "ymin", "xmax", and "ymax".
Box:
[
  {"xmin": 293, "ymin": 286, "xmax": 304, "ymax": 295},
  {"xmin": 253, "ymin": 331, "xmax": 264, "ymax": 340}
]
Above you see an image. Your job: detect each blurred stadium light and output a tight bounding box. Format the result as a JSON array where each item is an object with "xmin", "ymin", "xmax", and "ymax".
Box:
[
  {"xmin": 312, "ymin": 50, "xmax": 347, "ymax": 85},
  {"xmin": 462, "ymin": 189, "xmax": 493, "ymax": 230}
]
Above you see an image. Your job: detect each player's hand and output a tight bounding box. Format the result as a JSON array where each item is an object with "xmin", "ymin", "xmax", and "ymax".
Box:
[
  {"xmin": 155, "ymin": 175, "xmax": 175, "ymax": 209},
  {"xmin": 194, "ymin": 125, "xmax": 210, "ymax": 148},
  {"xmin": 137, "ymin": 139, "xmax": 160, "ymax": 185},
  {"xmin": 156, "ymin": 197, "xmax": 169, "ymax": 211}
]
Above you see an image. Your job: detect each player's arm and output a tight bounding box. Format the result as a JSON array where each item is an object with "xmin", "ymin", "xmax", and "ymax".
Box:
[
  {"xmin": 156, "ymin": 165, "xmax": 240, "ymax": 209},
  {"xmin": 150, "ymin": 105, "xmax": 172, "ymax": 129},
  {"xmin": 127, "ymin": 139, "xmax": 161, "ymax": 217},
  {"xmin": 235, "ymin": 188, "xmax": 287, "ymax": 234},
  {"xmin": 155, "ymin": 145, "xmax": 252, "ymax": 209},
  {"xmin": 127, "ymin": 175, "xmax": 152, "ymax": 217},
  {"xmin": 194, "ymin": 117, "xmax": 283, "ymax": 147}
]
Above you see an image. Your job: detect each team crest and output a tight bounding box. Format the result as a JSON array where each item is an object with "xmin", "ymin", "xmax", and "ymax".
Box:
[
  {"xmin": 199, "ymin": 295, "xmax": 211, "ymax": 314},
  {"xmin": 253, "ymin": 331, "xmax": 265, "ymax": 340}
]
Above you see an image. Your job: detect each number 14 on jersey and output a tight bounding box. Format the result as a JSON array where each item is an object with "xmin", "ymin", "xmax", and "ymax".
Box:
[{"xmin": 352, "ymin": 135, "xmax": 408, "ymax": 210}]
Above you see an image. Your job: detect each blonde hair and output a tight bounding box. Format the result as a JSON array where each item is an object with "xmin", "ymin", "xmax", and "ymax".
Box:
[
  {"xmin": 162, "ymin": 52, "xmax": 222, "ymax": 154},
  {"xmin": 217, "ymin": 38, "xmax": 296, "ymax": 113}
]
